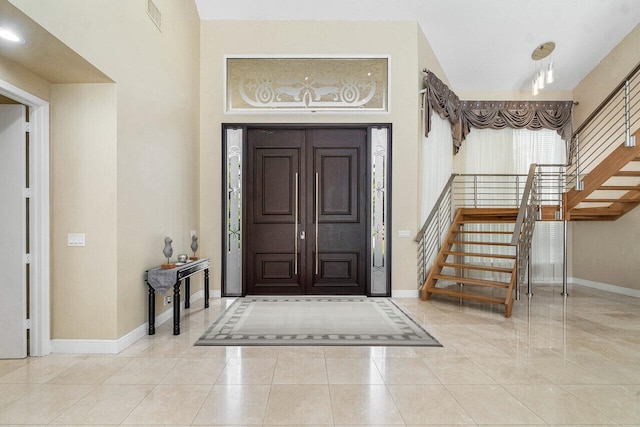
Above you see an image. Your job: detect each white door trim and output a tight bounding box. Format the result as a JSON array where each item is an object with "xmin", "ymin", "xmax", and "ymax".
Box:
[{"xmin": 0, "ymin": 79, "xmax": 51, "ymax": 356}]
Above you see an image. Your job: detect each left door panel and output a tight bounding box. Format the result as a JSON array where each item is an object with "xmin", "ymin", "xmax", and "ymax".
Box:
[
  {"xmin": 0, "ymin": 105, "xmax": 27, "ymax": 359},
  {"xmin": 246, "ymin": 129, "xmax": 305, "ymax": 294}
]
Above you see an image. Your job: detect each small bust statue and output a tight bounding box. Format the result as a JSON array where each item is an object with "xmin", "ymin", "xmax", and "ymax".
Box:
[
  {"xmin": 163, "ymin": 237, "xmax": 173, "ymax": 263},
  {"xmin": 191, "ymin": 234, "xmax": 199, "ymax": 258}
]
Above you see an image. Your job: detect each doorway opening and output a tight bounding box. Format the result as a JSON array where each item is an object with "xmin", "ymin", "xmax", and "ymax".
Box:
[
  {"xmin": 0, "ymin": 79, "xmax": 51, "ymax": 358},
  {"xmin": 222, "ymin": 124, "xmax": 391, "ymax": 297}
]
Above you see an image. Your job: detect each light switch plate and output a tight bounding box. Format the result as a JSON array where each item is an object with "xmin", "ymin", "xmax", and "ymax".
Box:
[
  {"xmin": 67, "ymin": 233, "xmax": 85, "ymax": 247},
  {"xmin": 398, "ymin": 230, "xmax": 411, "ymax": 238}
]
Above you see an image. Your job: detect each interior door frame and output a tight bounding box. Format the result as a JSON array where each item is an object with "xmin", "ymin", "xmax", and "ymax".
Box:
[
  {"xmin": 222, "ymin": 123, "xmax": 392, "ymax": 297},
  {"xmin": 0, "ymin": 79, "xmax": 51, "ymax": 357}
]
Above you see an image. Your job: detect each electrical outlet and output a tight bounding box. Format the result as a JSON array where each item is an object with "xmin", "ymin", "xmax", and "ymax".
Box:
[
  {"xmin": 190, "ymin": 230, "xmax": 197, "ymax": 238},
  {"xmin": 164, "ymin": 296, "xmax": 172, "ymax": 305}
]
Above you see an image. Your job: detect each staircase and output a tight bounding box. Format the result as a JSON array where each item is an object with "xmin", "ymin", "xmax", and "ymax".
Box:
[
  {"xmin": 565, "ymin": 132, "xmax": 640, "ymax": 221},
  {"xmin": 420, "ymin": 208, "xmax": 518, "ymax": 317},
  {"xmin": 417, "ymin": 61, "xmax": 639, "ymax": 318}
]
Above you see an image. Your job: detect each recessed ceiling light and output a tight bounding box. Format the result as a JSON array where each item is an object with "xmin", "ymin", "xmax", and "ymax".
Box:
[{"xmin": 0, "ymin": 27, "xmax": 24, "ymax": 43}]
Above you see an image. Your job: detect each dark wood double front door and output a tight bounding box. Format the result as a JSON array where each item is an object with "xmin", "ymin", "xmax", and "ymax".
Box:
[{"xmin": 246, "ymin": 127, "xmax": 368, "ymax": 295}]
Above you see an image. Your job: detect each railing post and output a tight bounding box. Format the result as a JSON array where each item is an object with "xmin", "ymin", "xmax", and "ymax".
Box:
[
  {"xmin": 473, "ymin": 175, "xmax": 478, "ymax": 207},
  {"xmin": 516, "ymin": 175, "xmax": 520, "ymax": 206},
  {"xmin": 575, "ymin": 134, "xmax": 583, "ymax": 191},
  {"xmin": 625, "ymin": 79, "xmax": 636, "ymax": 147},
  {"xmin": 562, "ymin": 220, "xmax": 569, "ymax": 297}
]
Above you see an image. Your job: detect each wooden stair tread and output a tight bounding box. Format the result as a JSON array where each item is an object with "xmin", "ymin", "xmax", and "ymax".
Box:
[
  {"xmin": 613, "ymin": 171, "xmax": 640, "ymax": 177},
  {"xmin": 433, "ymin": 274, "xmax": 510, "ymax": 288},
  {"xmin": 452, "ymin": 230, "xmax": 513, "ymax": 234},
  {"xmin": 444, "ymin": 250, "xmax": 516, "ymax": 259},
  {"xmin": 425, "ymin": 287, "xmax": 507, "ymax": 305},
  {"xmin": 598, "ymin": 185, "xmax": 640, "ymax": 191},
  {"xmin": 440, "ymin": 262, "xmax": 513, "ymax": 273},
  {"xmin": 450, "ymin": 240, "xmax": 512, "ymax": 246},
  {"xmin": 457, "ymin": 219, "xmax": 517, "ymax": 224},
  {"xmin": 580, "ymin": 198, "xmax": 640, "ymax": 203}
]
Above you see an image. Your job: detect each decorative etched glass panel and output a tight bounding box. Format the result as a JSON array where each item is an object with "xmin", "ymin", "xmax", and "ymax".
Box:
[
  {"xmin": 225, "ymin": 128, "xmax": 243, "ymax": 295},
  {"xmin": 371, "ymin": 127, "xmax": 388, "ymax": 295},
  {"xmin": 226, "ymin": 57, "xmax": 388, "ymax": 113}
]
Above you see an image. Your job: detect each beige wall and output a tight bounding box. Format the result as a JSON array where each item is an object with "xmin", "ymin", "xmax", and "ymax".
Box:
[
  {"xmin": 11, "ymin": 0, "xmax": 201, "ymax": 339},
  {"xmin": 50, "ymin": 83, "xmax": 118, "ymax": 338},
  {"xmin": 571, "ymin": 23, "xmax": 640, "ymax": 291},
  {"xmin": 201, "ymin": 20, "xmax": 440, "ymax": 293}
]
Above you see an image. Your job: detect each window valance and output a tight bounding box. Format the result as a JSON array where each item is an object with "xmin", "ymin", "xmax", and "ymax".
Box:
[
  {"xmin": 423, "ymin": 71, "xmax": 464, "ymax": 152},
  {"xmin": 460, "ymin": 100, "xmax": 574, "ymax": 143},
  {"xmin": 423, "ymin": 71, "xmax": 573, "ymax": 153}
]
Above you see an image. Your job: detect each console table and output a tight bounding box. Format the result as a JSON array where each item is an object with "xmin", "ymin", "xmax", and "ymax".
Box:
[{"xmin": 145, "ymin": 258, "xmax": 210, "ymax": 335}]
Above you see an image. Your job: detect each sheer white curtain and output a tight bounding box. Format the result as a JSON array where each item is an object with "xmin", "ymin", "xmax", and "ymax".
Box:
[
  {"xmin": 455, "ymin": 128, "xmax": 566, "ymax": 283},
  {"xmin": 420, "ymin": 112, "xmax": 453, "ymax": 224}
]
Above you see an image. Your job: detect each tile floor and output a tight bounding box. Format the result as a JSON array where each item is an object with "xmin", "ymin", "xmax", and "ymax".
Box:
[{"xmin": 0, "ymin": 284, "xmax": 639, "ymax": 426}]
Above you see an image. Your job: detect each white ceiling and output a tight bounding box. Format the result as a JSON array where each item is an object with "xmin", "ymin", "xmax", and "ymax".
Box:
[{"xmin": 194, "ymin": 0, "xmax": 640, "ymax": 93}]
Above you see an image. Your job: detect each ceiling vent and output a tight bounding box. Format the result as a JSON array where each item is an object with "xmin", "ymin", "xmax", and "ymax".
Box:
[{"xmin": 146, "ymin": 0, "xmax": 162, "ymax": 32}]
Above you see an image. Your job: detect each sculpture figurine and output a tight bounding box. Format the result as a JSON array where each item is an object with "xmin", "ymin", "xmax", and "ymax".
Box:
[
  {"xmin": 190, "ymin": 234, "xmax": 199, "ymax": 260},
  {"xmin": 163, "ymin": 237, "xmax": 173, "ymax": 264}
]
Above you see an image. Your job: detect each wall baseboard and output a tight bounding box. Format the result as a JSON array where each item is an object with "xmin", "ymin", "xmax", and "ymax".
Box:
[
  {"xmin": 51, "ymin": 289, "xmax": 221, "ymax": 354},
  {"xmin": 570, "ymin": 277, "xmax": 640, "ymax": 298},
  {"xmin": 391, "ymin": 289, "xmax": 419, "ymax": 298}
]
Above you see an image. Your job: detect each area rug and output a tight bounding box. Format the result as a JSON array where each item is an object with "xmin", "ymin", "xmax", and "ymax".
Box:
[{"xmin": 195, "ymin": 297, "xmax": 441, "ymax": 347}]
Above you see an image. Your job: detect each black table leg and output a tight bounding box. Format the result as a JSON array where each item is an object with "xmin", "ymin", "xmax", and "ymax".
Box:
[
  {"xmin": 173, "ymin": 281, "xmax": 181, "ymax": 335},
  {"xmin": 204, "ymin": 268, "xmax": 210, "ymax": 308},
  {"xmin": 148, "ymin": 284, "xmax": 155, "ymax": 335},
  {"xmin": 185, "ymin": 277, "xmax": 191, "ymax": 308}
]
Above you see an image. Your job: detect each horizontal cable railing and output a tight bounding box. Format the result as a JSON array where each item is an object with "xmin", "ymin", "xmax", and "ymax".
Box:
[{"xmin": 567, "ymin": 62, "xmax": 640, "ymax": 190}]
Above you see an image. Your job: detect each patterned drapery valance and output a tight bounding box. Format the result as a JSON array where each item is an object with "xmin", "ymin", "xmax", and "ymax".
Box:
[
  {"xmin": 423, "ymin": 71, "xmax": 464, "ymax": 152},
  {"xmin": 460, "ymin": 100, "xmax": 574, "ymax": 143},
  {"xmin": 423, "ymin": 71, "xmax": 573, "ymax": 153}
]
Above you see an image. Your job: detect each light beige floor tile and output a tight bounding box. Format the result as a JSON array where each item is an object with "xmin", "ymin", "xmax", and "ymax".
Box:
[
  {"xmin": 423, "ymin": 357, "xmax": 496, "ymax": 384},
  {"xmin": 192, "ymin": 384, "xmax": 269, "ymax": 425},
  {"xmin": 563, "ymin": 384, "xmax": 640, "ymax": 424},
  {"xmin": 277, "ymin": 346, "xmax": 325, "ymax": 358},
  {"xmin": 446, "ymin": 384, "xmax": 545, "ymax": 424},
  {"xmin": 322, "ymin": 346, "xmax": 381, "ymax": 358},
  {"xmin": 103, "ymin": 357, "xmax": 180, "ymax": 385},
  {"xmin": 47, "ymin": 356, "xmax": 130, "ymax": 384},
  {"xmin": 330, "ymin": 384, "xmax": 404, "ymax": 425},
  {"xmin": 0, "ymin": 359, "xmax": 28, "ymax": 378},
  {"xmin": 387, "ymin": 384, "xmax": 475, "ymax": 425},
  {"xmin": 272, "ymin": 356, "xmax": 327, "ymax": 384},
  {"xmin": 525, "ymin": 357, "xmax": 608, "ymax": 385},
  {"xmin": 468, "ymin": 357, "xmax": 551, "ymax": 384},
  {"xmin": 217, "ymin": 357, "xmax": 276, "ymax": 384},
  {"xmin": 373, "ymin": 357, "xmax": 440, "ymax": 384},
  {"xmin": 367, "ymin": 347, "xmax": 419, "ymax": 358},
  {"xmin": 263, "ymin": 384, "xmax": 333, "ymax": 425},
  {"xmin": 0, "ymin": 383, "xmax": 40, "ymax": 410},
  {"xmin": 566, "ymin": 355, "xmax": 640, "ymax": 384},
  {"xmin": 0, "ymin": 357, "xmax": 81, "ymax": 384},
  {"xmin": 50, "ymin": 384, "xmax": 153, "ymax": 425},
  {"xmin": 326, "ymin": 358, "xmax": 384, "ymax": 384},
  {"xmin": 121, "ymin": 384, "xmax": 212, "ymax": 425},
  {"xmin": 160, "ymin": 357, "xmax": 228, "ymax": 384},
  {"xmin": 505, "ymin": 384, "xmax": 617, "ymax": 425},
  {"xmin": 0, "ymin": 384, "xmax": 94, "ymax": 425}
]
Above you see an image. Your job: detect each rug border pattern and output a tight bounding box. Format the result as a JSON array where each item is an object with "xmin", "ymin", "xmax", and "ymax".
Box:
[{"xmin": 195, "ymin": 297, "xmax": 441, "ymax": 347}]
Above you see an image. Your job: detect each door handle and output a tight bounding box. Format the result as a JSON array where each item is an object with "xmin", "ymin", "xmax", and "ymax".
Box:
[
  {"xmin": 294, "ymin": 172, "xmax": 299, "ymax": 275},
  {"xmin": 300, "ymin": 231, "xmax": 305, "ymax": 239},
  {"xmin": 315, "ymin": 172, "xmax": 319, "ymax": 275}
]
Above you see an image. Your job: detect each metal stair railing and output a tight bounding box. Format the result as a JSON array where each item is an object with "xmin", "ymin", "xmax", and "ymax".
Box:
[
  {"xmin": 567, "ymin": 62, "xmax": 640, "ymax": 191},
  {"xmin": 511, "ymin": 164, "xmax": 540, "ymax": 298}
]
